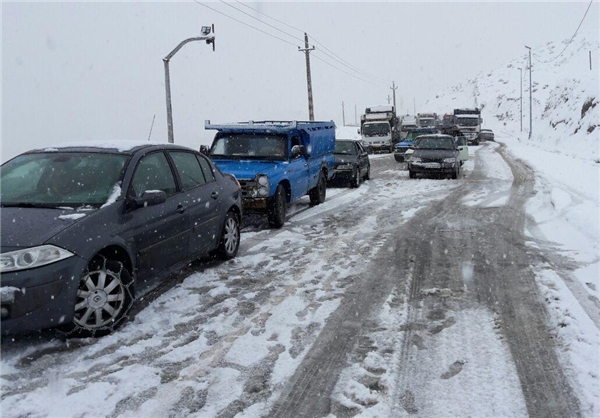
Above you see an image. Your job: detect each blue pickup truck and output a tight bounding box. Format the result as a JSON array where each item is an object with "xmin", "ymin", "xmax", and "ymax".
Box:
[{"xmin": 204, "ymin": 120, "xmax": 336, "ymax": 228}]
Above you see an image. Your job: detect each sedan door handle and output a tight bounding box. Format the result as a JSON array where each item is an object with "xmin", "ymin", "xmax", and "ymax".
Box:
[
  {"xmin": 211, "ymin": 191, "xmax": 219, "ymax": 200},
  {"xmin": 177, "ymin": 204, "xmax": 187, "ymax": 214}
]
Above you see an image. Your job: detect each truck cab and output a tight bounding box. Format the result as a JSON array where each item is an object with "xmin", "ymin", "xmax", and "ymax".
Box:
[{"xmin": 205, "ymin": 120, "xmax": 335, "ymax": 228}]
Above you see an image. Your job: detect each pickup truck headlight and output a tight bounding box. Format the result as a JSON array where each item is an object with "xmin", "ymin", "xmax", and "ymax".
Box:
[
  {"xmin": 0, "ymin": 245, "xmax": 74, "ymax": 272},
  {"xmin": 256, "ymin": 175, "xmax": 269, "ymax": 197}
]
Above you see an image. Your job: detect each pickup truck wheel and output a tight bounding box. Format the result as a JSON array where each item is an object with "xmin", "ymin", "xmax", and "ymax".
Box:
[
  {"xmin": 409, "ymin": 170, "xmax": 416, "ymax": 179},
  {"xmin": 268, "ymin": 185, "xmax": 286, "ymax": 228},
  {"xmin": 309, "ymin": 171, "xmax": 326, "ymax": 205}
]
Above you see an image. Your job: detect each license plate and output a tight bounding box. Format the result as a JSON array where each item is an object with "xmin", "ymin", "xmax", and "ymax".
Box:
[{"xmin": 423, "ymin": 163, "xmax": 440, "ymax": 168}]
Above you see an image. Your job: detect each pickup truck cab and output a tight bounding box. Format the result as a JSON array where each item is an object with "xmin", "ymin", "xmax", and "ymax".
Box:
[{"xmin": 205, "ymin": 120, "xmax": 336, "ymax": 228}]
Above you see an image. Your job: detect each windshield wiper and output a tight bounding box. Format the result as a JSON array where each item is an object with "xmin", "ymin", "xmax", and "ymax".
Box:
[{"xmin": 0, "ymin": 202, "xmax": 61, "ymax": 209}]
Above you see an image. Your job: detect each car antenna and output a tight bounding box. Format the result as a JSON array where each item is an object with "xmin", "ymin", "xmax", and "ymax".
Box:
[{"xmin": 147, "ymin": 114, "xmax": 156, "ymax": 141}]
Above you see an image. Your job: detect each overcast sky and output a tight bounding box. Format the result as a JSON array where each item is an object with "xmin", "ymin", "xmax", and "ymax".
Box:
[{"xmin": 2, "ymin": 1, "xmax": 598, "ymax": 161}]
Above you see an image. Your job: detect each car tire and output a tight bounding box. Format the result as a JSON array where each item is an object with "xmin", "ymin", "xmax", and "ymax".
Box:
[
  {"xmin": 268, "ymin": 184, "xmax": 287, "ymax": 228},
  {"xmin": 309, "ymin": 171, "xmax": 326, "ymax": 205},
  {"xmin": 351, "ymin": 168, "xmax": 361, "ymax": 188},
  {"xmin": 62, "ymin": 257, "xmax": 134, "ymax": 338},
  {"xmin": 364, "ymin": 164, "xmax": 371, "ymax": 180},
  {"xmin": 452, "ymin": 166, "xmax": 459, "ymax": 179},
  {"xmin": 409, "ymin": 170, "xmax": 416, "ymax": 179},
  {"xmin": 215, "ymin": 210, "xmax": 240, "ymax": 260}
]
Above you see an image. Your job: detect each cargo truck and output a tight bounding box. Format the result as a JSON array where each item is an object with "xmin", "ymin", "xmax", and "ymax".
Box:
[
  {"xmin": 454, "ymin": 108, "xmax": 483, "ymax": 144},
  {"xmin": 359, "ymin": 105, "xmax": 400, "ymax": 153}
]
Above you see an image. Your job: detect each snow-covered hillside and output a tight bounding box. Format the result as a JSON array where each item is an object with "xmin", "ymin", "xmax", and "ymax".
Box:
[{"xmin": 427, "ymin": 31, "xmax": 599, "ymax": 162}]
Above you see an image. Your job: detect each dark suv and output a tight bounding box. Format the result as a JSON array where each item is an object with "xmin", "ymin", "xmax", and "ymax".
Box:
[{"xmin": 406, "ymin": 135, "xmax": 461, "ymax": 179}]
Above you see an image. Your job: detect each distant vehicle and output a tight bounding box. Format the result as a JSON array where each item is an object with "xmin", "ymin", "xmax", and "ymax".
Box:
[
  {"xmin": 359, "ymin": 105, "xmax": 400, "ymax": 153},
  {"xmin": 406, "ymin": 134, "xmax": 461, "ymax": 179},
  {"xmin": 454, "ymin": 108, "xmax": 483, "ymax": 143},
  {"xmin": 394, "ymin": 127, "xmax": 439, "ymax": 163},
  {"xmin": 400, "ymin": 114, "xmax": 418, "ymax": 140},
  {"xmin": 330, "ymin": 139, "xmax": 371, "ymax": 188},
  {"xmin": 205, "ymin": 120, "xmax": 335, "ymax": 228},
  {"xmin": 440, "ymin": 114, "xmax": 456, "ymax": 134},
  {"xmin": 0, "ymin": 142, "xmax": 242, "ymax": 337},
  {"xmin": 479, "ymin": 128, "xmax": 495, "ymax": 142},
  {"xmin": 455, "ymin": 136, "xmax": 469, "ymax": 164},
  {"xmin": 417, "ymin": 113, "xmax": 438, "ymax": 129}
]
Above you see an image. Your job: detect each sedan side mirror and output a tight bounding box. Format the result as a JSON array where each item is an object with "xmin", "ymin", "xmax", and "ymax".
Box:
[
  {"xmin": 128, "ymin": 190, "xmax": 167, "ymax": 210},
  {"xmin": 199, "ymin": 145, "xmax": 209, "ymax": 155}
]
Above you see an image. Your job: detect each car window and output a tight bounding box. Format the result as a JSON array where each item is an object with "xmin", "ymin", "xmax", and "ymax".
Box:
[
  {"xmin": 130, "ymin": 152, "xmax": 177, "ymax": 198},
  {"xmin": 170, "ymin": 151, "xmax": 206, "ymax": 190},
  {"xmin": 197, "ymin": 154, "xmax": 216, "ymax": 182},
  {"xmin": 456, "ymin": 137, "xmax": 467, "ymax": 146}
]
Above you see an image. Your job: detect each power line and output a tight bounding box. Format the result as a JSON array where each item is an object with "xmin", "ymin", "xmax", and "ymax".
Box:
[
  {"xmin": 230, "ymin": 0, "xmax": 387, "ymax": 84},
  {"xmin": 311, "ymin": 55, "xmax": 382, "ymax": 87},
  {"xmin": 192, "ymin": 0, "xmax": 298, "ymax": 48},
  {"xmin": 533, "ymin": 0, "xmax": 594, "ymax": 63},
  {"xmin": 194, "ymin": 1, "xmax": 389, "ymax": 87},
  {"xmin": 219, "ymin": 0, "xmax": 305, "ymax": 45}
]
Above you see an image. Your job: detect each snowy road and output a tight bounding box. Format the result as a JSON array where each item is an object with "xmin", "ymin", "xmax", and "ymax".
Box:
[{"xmin": 1, "ymin": 145, "xmax": 596, "ymax": 418}]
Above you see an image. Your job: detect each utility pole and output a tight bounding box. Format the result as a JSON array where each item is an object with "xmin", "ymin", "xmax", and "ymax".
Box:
[
  {"xmin": 355, "ymin": 105, "xmax": 358, "ymax": 126},
  {"xmin": 413, "ymin": 98, "xmax": 416, "ymax": 115},
  {"xmin": 525, "ymin": 45, "xmax": 532, "ymax": 139},
  {"xmin": 164, "ymin": 25, "xmax": 215, "ymax": 143},
  {"xmin": 342, "ymin": 101, "xmax": 346, "ymax": 126},
  {"xmin": 390, "ymin": 81, "xmax": 398, "ymax": 114},
  {"xmin": 298, "ymin": 33, "xmax": 315, "ymax": 121},
  {"xmin": 387, "ymin": 95, "xmax": 392, "ymax": 105},
  {"xmin": 517, "ymin": 67, "xmax": 523, "ymax": 132}
]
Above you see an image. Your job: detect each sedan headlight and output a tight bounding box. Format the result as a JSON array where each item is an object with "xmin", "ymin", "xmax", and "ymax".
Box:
[
  {"xmin": 0, "ymin": 245, "xmax": 74, "ymax": 272},
  {"xmin": 336, "ymin": 163, "xmax": 353, "ymax": 170},
  {"xmin": 443, "ymin": 157, "xmax": 457, "ymax": 163}
]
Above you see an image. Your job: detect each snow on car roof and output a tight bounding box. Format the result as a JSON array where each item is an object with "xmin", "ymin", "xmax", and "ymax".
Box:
[
  {"xmin": 456, "ymin": 114, "xmax": 481, "ymax": 118},
  {"xmin": 40, "ymin": 140, "xmax": 171, "ymax": 153}
]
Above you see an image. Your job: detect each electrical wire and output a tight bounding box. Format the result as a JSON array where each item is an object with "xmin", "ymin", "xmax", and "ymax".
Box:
[
  {"xmin": 192, "ymin": 0, "xmax": 298, "ymax": 48},
  {"xmin": 231, "ymin": 0, "xmax": 388, "ymax": 84},
  {"xmin": 533, "ymin": 0, "xmax": 594, "ymax": 63}
]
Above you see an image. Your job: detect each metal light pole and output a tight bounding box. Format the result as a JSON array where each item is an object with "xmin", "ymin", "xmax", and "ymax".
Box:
[
  {"xmin": 391, "ymin": 81, "xmax": 398, "ymax": 114},
  {"xmin": 525, "ymin": 45, "xmax": 532, "ymax": 139},
  {"xmin": 517, "ymin": 67, "xmax": 523, "ymax": 132},
  {"xmin": 164, "ymin": 25, "xmax": 215, "ymax": 144}
]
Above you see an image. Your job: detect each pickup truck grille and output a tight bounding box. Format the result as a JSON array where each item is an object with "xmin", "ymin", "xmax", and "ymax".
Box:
[{"xmin": 237, "ymin": 180, "xmax": 255, "ymax": 197}]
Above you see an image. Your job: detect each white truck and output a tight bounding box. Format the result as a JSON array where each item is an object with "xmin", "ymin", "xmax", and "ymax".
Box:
[
  {"xmin": 454, "ymin": 108, "xmax": 483, "ymax": 144},
  {"xmin": 400, "ymin": 114, "xmax": 418, "ymax": 139},
  {"xmin": 417, "ymin": 113, "xmax": 438, "ymax": 129},
  {"xmin": 359, "ymin": 105, "xmax": 400, "ymax": 153}
]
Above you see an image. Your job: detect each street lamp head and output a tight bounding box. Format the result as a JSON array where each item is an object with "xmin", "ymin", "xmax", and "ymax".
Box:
[
  {"xmin": 201, "ymin": 26, "xmax": 212, "ymax": 36},
  {"xmin": 524, "ymin": 45, "xmax": 531, "ymax": 50}
]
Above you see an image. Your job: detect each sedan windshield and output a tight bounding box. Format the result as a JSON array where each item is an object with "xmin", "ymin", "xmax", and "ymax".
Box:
[
  {"xmin": 0, "ymin": 152, "xmax": 128, "ymax": 207},
  {"xmin": 416, "ymin": 137, "xmax": 455, "ymax": 150},
  {"xmin": 210, "ymin": 133, "xmax": 287, "ymax": 160},
  {"xmin": 334, "ymin": 141, "xmax": 357, "ymax": 155}
]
